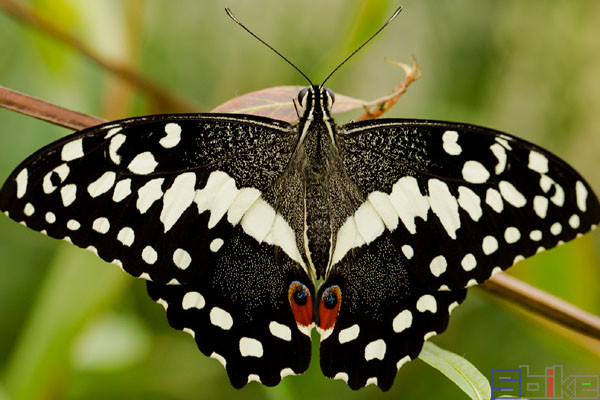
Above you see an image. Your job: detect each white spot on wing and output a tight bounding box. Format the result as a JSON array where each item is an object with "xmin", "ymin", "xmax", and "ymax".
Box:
[
  {"xmin": 88, "ymin": 171, "xmax": 116, "ymax": 198},
  {"xmin": 429, "ymin": 255, "xmax": 447, "ymax": 277},
  {"xmin": 461, "ymin": 253, "xmax": 477, "ymax": 271},
  {"xmin": 529, "ymin": 230, "xmax": 542, "ymax": 241},
  {"xmin": 239, "ymin": 337, "xmax": 263, "ymax": 358},
  {"xmin": 269, "ymin": 321, "xmax": 292, "ymax": 341},
  {"xmin": 43, "ymin": 164, "xmax": 70, "ymax": 194},
  {"xmin": 504, "ymin": 227, "xmax": 521, "ymax": 243},
  {"xmin": 338, "ymin": 324, "xmax": 360, "ymax": 344},
  {"xmin": 182, "ymin": 291, "xmax": 205, "ymax": 310},
  {"xmin": 210, "ymin": 238, "xmax": 224, "ymax": 252},
  {"xmin": 401, "ymin": 244, "xmax": 414, "ymax": 259},
  {"xmin": 334, "ymin": 372, "xmax": 349, "ymax": 383},
  {"xmin": 485, "ymin": 188, "xmax": 503, "ymax": 213},
  {"xmin": 67, "ymin": 219, "xmax": 80, "ymax": 230},
  {"xmin": 364, "ymin": 339, "xmax": 386, "ymax": 361},
  {"xmin": 113, "ymin": 179, "xmax": 132, "ymax": 202},
  {"xmin": 280, "ymin": 368, "xmax": 296, "ymax": 378},
  {"xmin": 533, "ymin": 195, "xmax": 549, "ymax": 218},
  {"xmin": 160, "ymin": 172, "xmax": 196, "ymax": 232},
  {"xmin": 482, "ymin": 235, "xmax": 498, "ymax": 255},
  {"xmin": 227, "ymin": 187, "xmax": 261, "ymax": 225},
  {"xmin": 247, "ymin": 374, "xmax": 261, "ymax": 383},
  {"xmin": 397, "ymin": 355, "xmax": 411, "ymax": 370},
  {"xmin": 462, "ymin": 160, "xmax": 489, "ymax": 183},
  {"xmin": 173, "ymin": 249, "xmax": 192, "ymax": 270},
  {"xmin": 241, "ymin": 199, "xmax": 276, "ymax": 243},
  {"xmin": 416, "ymin": 295, "xmax": 437, "ymax": 313},
  {"xmin": 490, "ymin": 143, "xmax": 507, "ymax": 174},
  {"xmin": 117, "ymin": 227, "xmax": 135, "ymax": 246},
  {"xmin": 137, "ymin": 178, "xmax": 164, "ymax": 214},
  {"xmin": 210, "ymin": 307, "xmax": 233, "ymax": 330},
  {"xmin": 392, "ymin": 310, "xmax": 412, "ymax": 333},
  {"xmin": 104, "ymin": 126, "xmax": 122, "ymax": 139},
  {"xmin": 528, "ymin": 151, "xmax": 548, "ymax": 174},
  {"xmin": 569, "ymin": 214, "xmax": 580, "ymax": 229},
  {"xmin": 354, "ymin": 201, "xmax": 385, "ymax": 244},
  {"xmin": 92, "ymin": 217, "xmax": 110, "ymax": 234},
  {"xmin": 428, "ymin": 179, "xmax": 460, "ymax": 239},
  {"xmin": 195, "ymin": 171, "xmax": 239, "ymax": 228},
  {"xmin": 575, "ymin": 181, "xmax": 588, "ymax": 212},
  {"xmin": 442, "ymin": 130, "xmax": 461, "ymax": 155},
  {"xmin": 550, "ymin": 184, "xmax": 565, "ymax": 207},
  {"xmin": 499, "ymin": 181, "xmax": 526, "ymax": 208},
  {"xmin": 109, "ymin": 134, "xmax": 126, "ymax": 164},
  {"xmin": 15, "ymin": 169, "xmax": 28, "ymax": 199},
  {"xmin": 550, "ymin": 222, "xmax": 562, "ymax": 235},
  {"xmin": 45, "ymin": 212, "xmax": 56, "ymax": 224},
  {"xmin": 160, "ymin": 123, "xmax": 182, "ymax": 148},
  {"xmin": 142, "ymin": 246, "xmax": 157, "ymax": 264},
  {"xmin": 60, "ymin": 184, "xmax": 77, "ymax": 207},
  {"xmin": 24, "ymin": 202, "xmax": 35, "ymax": 216},
  {"xmin": 366, "ymin": 377, "xmax": 378, "ymax": 387},
  {"xmin": 128, "ymin": 151, "xmax": 158, "ymax": 175},
  {"xmin": 457, "ymin": 186, "xmax": 482, "ymax": 221},
  {"xmin": 61, "ymin": 138, "xmax": 84, "ymax": 161},
  {"xmin": 210, "ymin": 352, "xmax": 227, "ymax": 368},
  {"xmin": 368, "ymin": 191, "xmax": 399, "ymax": 231},
  {"xmin": 389, "ymin": 176, "xmax": 430, "ymax": 234}
]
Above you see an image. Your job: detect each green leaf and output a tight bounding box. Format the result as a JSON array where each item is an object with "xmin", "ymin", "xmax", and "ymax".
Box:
[{"xmin": 418, "ymin": 341, "xmax": 491, "ymax": 400}]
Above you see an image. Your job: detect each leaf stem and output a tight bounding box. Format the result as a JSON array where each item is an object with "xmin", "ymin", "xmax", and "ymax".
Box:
[
  {"xmin": 482, "ymin": 272, "xmax": 600, "ymax": 339},
  {"xmin": 0, "ymin": 85, "xmax": 106, "ymax": 130}
]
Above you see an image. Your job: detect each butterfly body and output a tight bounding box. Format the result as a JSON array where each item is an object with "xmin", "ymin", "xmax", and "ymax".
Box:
[{"xmin": 1, "ymin": 84, "xmax": 598, "ymax": 390}]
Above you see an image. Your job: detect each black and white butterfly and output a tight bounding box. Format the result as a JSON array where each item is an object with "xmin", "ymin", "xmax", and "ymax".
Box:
[{"xmin": 1, "ymin": 8, "xmax": 599, "ymax": 392}]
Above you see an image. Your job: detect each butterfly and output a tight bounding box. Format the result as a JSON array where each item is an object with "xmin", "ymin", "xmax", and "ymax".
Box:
[{"xmin": 1, "ymin": 6, "xmax": 599, "ymax": 392}]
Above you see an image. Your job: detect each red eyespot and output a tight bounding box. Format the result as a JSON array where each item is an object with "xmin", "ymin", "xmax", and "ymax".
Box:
[
  {"xmin": 318, "ymin": 285, "xmax": 341, "ymax": 332},
  {"xmin": 288, "ymin": 281, "xmax": 313, "ymax": 328}
]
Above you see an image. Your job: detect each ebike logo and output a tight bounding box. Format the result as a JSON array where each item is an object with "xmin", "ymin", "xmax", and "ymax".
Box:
[{"xmin": 491, "ymin": 365, "xmax": 599, "ymax": 399}]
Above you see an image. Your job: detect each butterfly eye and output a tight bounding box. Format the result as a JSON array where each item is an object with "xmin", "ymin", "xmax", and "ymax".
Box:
[
  {"xmin": 288, "ymin": 281, "xmax": 313, "ymax": 329},
  {"xmin": 297, "ymin": 87, "xmax": 310, "ymax": 108},
  {"xmin": 323, "ymin": 87, "xmax": 335, "ymax": 109},
  {"xmin": 318, "ymin": 285, "xmax": 341, "ymax": 333}
]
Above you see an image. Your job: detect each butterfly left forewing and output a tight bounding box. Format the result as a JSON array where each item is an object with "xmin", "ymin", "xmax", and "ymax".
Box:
[{"xmin": 0, "ymin": 114, "xmax": 304, "ymax": 284}]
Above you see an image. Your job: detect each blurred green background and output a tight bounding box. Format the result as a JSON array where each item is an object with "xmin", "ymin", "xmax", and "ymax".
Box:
[{"xmin": 1, "ymin": 0, "xmax": 599, "ymax": 399}]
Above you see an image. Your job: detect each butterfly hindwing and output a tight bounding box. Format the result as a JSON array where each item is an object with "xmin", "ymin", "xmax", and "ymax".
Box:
[
  {"xmin": 334, "ymin": 119, "xmax": 600, "ymax": 291},
  {"xmin": 146, "ymin": 226, "xmax": 314, "ymax": 388},
  {"xmin": 0, "ymin": 114, "xmax": 304, "ymax": 284},
  {"xmin": 318, "ymin": 234, "xmax": 467, "ymax": 390}
]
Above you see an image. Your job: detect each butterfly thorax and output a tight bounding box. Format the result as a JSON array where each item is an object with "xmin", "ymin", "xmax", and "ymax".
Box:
[{"xmin": 296, "ymin": 86, "xmax": 338, "ymax": 278}]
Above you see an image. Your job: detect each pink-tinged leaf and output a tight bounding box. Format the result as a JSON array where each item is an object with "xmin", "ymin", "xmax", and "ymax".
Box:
[
  {"xmin": 211, "ymin": 86, "xmax": 364, "ymax": 123},
  {"xmin": 210, "ymin": 58, "xmax": 421, "ymax": 122}
]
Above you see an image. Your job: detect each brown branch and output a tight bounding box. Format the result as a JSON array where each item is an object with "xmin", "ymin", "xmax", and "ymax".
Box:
[
  {"xmin": 1, "ymin": 85, "xmax": 599, "ymax": 343},
  {"xmin": 0, "ymin": 85, "xmax": 106, "ymax": 130},
  {"xmin": 482, "ymin": 272, "xmax": 600, "ymax": 339},
  {"xmin": 0, "ymin": 0, "xmax": 199, "ymax": 113}
]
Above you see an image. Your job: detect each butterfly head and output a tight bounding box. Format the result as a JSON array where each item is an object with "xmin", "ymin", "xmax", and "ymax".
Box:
[{"xmin": 296, "ymin": 86, "xmax": 335, "ymax": 120}]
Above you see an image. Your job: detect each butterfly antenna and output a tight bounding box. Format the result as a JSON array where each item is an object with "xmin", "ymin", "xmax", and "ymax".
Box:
[
  {"xmin": 225, "ymin": 8, "xmax": 313, "ymax": 86},
  {"xmin": 320, "ymin": 6, "xmax": 403, "ymax": 88}
]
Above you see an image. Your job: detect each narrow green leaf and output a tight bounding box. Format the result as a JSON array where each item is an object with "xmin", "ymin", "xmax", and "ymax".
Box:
[
  {"xmin": 418, "ymin": 341, "xmax": 491, "ymax": 400},
  {"xmin": 2, "ymin": 244, "xmax": 129, "ymax": 400}
]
